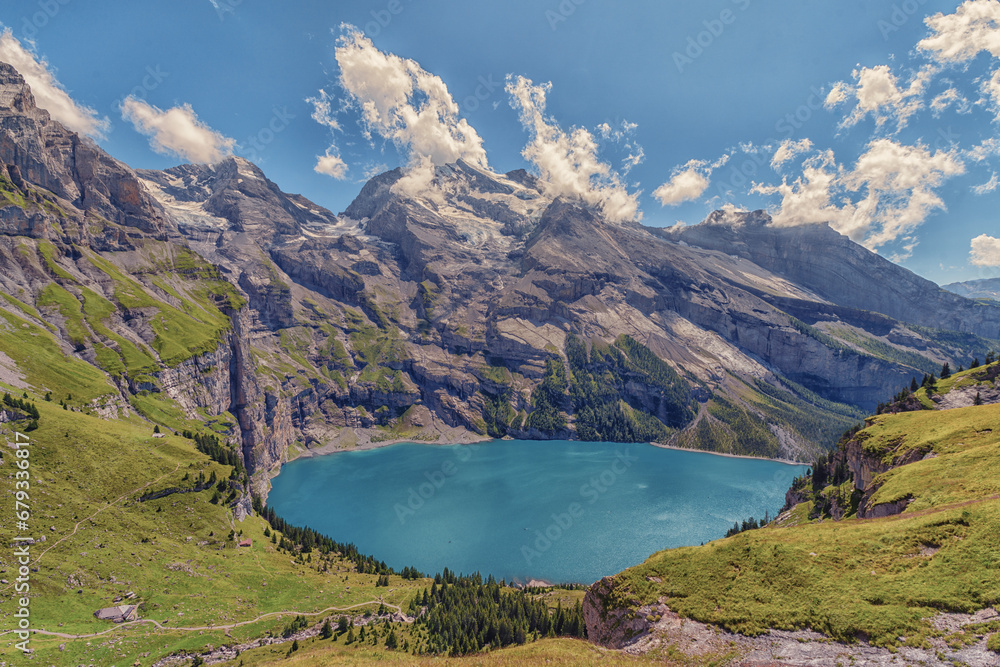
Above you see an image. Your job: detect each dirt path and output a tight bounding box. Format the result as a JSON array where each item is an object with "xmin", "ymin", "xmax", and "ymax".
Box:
[
  {"xmin": 1, "ymin": 462, "xmax": 182, "ymax": 599},
  {"xmin": 5, "ymin": 600, "xmax": 404, "ymax": 640}
]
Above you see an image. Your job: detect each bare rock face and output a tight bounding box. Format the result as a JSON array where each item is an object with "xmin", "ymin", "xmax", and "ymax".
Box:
[
  {"xmin": 0, "ymin": 62, "xmax": 167, "ymax": 243},
  {"xmin": 667, "ymin": 211, "xmax": 1000, "ymax": 341}
]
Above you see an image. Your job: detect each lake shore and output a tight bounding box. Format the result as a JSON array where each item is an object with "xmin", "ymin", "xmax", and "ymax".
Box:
[
  {"xmin": 284, "ymin": 429, "xmax": 807, "ymax": 467},
  {"xmin": 649, "ymin": 442, "xmax": 808, "ymax": 467}
]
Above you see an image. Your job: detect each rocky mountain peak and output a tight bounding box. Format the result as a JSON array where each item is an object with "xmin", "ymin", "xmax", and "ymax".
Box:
[
  {"xmin": 701, "ymin": 208, "xmax": 773, "ymax": 228},
  {"xmin": 137, "ymin": 156, "xmax": 338, "ymax": 239},
  {"xmin": 0, "ymin": 61, "xmax": 38, "ymax": 115}
]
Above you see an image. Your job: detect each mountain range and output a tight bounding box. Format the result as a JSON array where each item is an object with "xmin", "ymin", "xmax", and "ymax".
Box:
[{"xmin": 1, "ymin": 60, "xmax": 999, "ymax": 500}]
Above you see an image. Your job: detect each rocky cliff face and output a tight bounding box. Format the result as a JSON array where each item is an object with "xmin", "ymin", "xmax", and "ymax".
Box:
[
  {"xmin": 2, "ymin": 58, "xmax": 999, "ymax": 492},
  {"xmin": 0, "ymin": 62, "xmax": 166, "ymax": 245}
]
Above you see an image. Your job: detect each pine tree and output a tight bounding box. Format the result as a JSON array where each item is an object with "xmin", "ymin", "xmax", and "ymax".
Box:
[
  {"xmin": 972, "ymin": 358, "xmax": 981, "ymax": 369},
  {"xmin": 910, "ymin": 377, "xmax": 919, "ymax": 392},
  {"xmin": 386, "ymin": 629, "xmax": 398, "ymax": 649},
  {"xmin": 321, "ymin": 619, "xmax": 333, "ymax": 639},
  {"xmin": 974, "ymin": 391, "xmax": 984, "ymax": 406},
  {"xmin": 346, "ymin": 628, "xmax": 355, "ymax": 644},
  {"xmin": 940, "ymin": 362, "xmax": 951, "ymax": 379}
]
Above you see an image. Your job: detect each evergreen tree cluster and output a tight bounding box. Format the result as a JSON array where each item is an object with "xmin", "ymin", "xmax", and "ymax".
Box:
[
  {"xmin": 780, "ymin": 425, "xmax": 864, "ymax": 520},
  {"xmin": 972, "ymin": 359, "xmax": 1000, "ymax": 384},
  {"xmin": 724, "ymin": 511, "xmax": 771, "ymax": 538},
  {"xmin": 810, "ymin": 450, "xmax": 850, "ymax": 493},
  {"xmin": 410, "ymin": 570, "xmax": 585, "ymax": 656},
  {"xmin": 525, "ymin": 358, "xmax": 568, "ymax": 434},
  {"xmin": 564, "ymin": 334, "xmax": 694, "ymax": 443},
  {"xmin": 705, "ymin": 395, "xmax": 778, "ymax": 458},
  {"xmin": 252, "ymin": 498, "xmax": 402, "ymax": 576},
  {"xmin": 481, "ymin": 388, "xmax": 518, "ymax": 438},
  {"xmin": 181, "ymin": 430, "xmax": 244, "ymax": 474},
  {"xmin": 2, "ymin": 392, "xmax": 40, "ymax": 431},
  {"xmin": 281, "ymin": 614, "xmax": 309, "ymax": 638}
]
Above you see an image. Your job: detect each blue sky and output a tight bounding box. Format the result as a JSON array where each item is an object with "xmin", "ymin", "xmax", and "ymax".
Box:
[{"xmin": 1, "ymin": 0, "xmax": 999, "ymax": 284}]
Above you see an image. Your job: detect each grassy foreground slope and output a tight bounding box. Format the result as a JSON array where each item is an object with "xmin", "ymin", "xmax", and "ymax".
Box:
[
  {"xmin": 591, "ymin": 364, "xmax": 1000, "ymax": 652},
  {"xmin": 0, "ymin": 394, "xmax": 432, "ymax": 665}
]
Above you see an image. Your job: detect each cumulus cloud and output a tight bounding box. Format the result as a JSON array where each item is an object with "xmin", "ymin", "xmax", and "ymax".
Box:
[
  {"xmin": 653, "ymin": 155, "xmax": 729, "ymax": 206},
  {"xmin": 753, "ymin": 139, "xmax": 965, "ymax": 252},
  {"xmin": 771, "ymin": 138, "xmax": 813, "ymax": 170},
  {"xmin": 120, "ymin": 97, "xmax": 235, "ymax": 164},
  {"xmin": 0, "ymin": 29, "xmax": 108, "ymax": 137},
  {"xmin": 314, "ymin": 152, "xmax": 348, "ymax": 179},
  {"xmin": 971, "ymin": 233, "xmax": 1000, "ymax": 266},
  {"xmin": 918, "ymin": 0, "xmax": 1000, "ymax": 63},
  {"xmin": 826, "ymin": 64, "xmax": 934, "ymax": 131},
  {"xmin": 334, "ymin": 26, "xmax": 487, "ymax": 168},
  {"xmin": 506, "ymin": 75, "xmax": 640, "ymax": 222}
]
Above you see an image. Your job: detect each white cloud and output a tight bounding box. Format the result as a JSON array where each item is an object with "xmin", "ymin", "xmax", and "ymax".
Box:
[
  {"xmin": 653, "ymin": 165, "xmax": 709, "ymax": 206},
  {"xmin": 827, "ymin": 64, "xmax": 934, "ymax": 131},
  {"xmin": 754, "ymin": 139, "xmax": 965, "ymax": 251},
  {"xmin": 595, "ymin": 119, "xmax": 645, "ymax": 175},
  {"xmin": 966, "ymin": 136, "xmax": 1000, "ymax": 161},
  {"xmin": 929, "ymin": 87, "xmax": 972, "ymax": 116},
  {"xmin": 771, "ymin": 138, "xmax": 813, "ymax": 170},
  {"xmin": 308, "ymin": 89, "xmax": 340, "ymax": 131},
  {"xmin": 334, "ymin": 26, "xmax": 487, "ymax": 168},
  {"xmin": 653, "ymin": 154, "xmax": 729, "ymax": 206},
  {"xmin": 120, "ymin": 97, "xmax": 235, "ymax": 164},
  {"xmin": 753, "ymin": 150, "xmax": 848, "ymax": 228},
  {"xmin": 982, "ymin": 68, "xmax": 1000, "ymax": 120},
  {"xmin": 506, "ymin": 75, "xmax": 641, "ymax": 223},
  {"xmin": 307, "ymin": 89, "xmax": 348, "ymax": 179},
  {"xmin": 971, "ymin": 233, "xmax": 1000, "ymax": 266},
  {"xmin": 918, "ymin": 0, "xmax": 1000, "ymax": 63},
  {"xmin": 824, "ymin": 82, "xmax": 850, "ymax": 109},
  {"xmin": 621, "ymin": 146, "xmax": 645, "ymax": 175},
  {"xmin": 314, "ymin": 152, "xmax": 348, "ymax": 179},
  {"xmin": 0, "ymin": 29, "xmax": 108, "ymax": 137},
  {"xmin": 391, "ymin": 155, "xmax": 441, "ymax": 200},
  {"xmin": 973, "ymin": 171, "xmax": 1000, "ymax": 193}
]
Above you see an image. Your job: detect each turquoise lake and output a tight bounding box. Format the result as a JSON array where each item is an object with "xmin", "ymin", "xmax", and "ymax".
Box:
[{"xmin": 267, "ymin": 440, "xmax": 807, "ymax": 585}]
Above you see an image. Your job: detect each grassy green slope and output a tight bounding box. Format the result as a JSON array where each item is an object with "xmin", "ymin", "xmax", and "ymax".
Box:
[
  {"xmin": 0, "ymin": 393, "xmax": 430, "ymax": 665},
  {"xmin": 598, "ymin": 392, "xmax": 1000, "ymax": 650}
]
